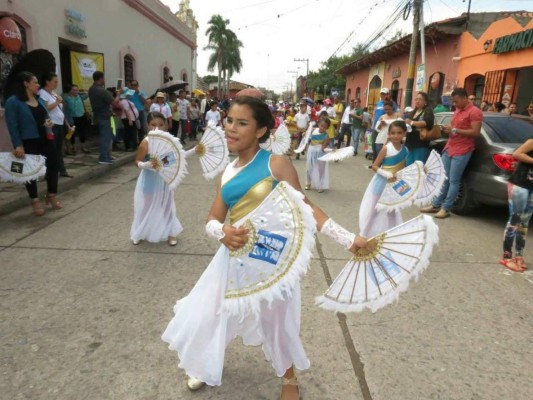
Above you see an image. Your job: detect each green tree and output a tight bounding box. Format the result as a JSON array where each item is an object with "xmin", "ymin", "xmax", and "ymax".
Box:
[
  {"xmin": 202, "ymin": 75, "xmax": 218, "ymax": 84},
  {"xmin": 306, "ymin": 44, "xmax": 369, "ymax": 99},
  {"xmin": 220, "ymin": 30, "xmax": 243, "ymax": 95},
  {"xmin": 205, "ymin": 14, "xmax": 229, "ymax": 98}
]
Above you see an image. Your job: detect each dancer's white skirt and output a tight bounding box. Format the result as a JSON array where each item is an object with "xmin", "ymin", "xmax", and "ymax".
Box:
[
  {"xmin": 306, "ymin": 144, "xmax": 329, "ymax": 190},
  {"xmin": 130, "ymin": 169, "xmax": 183, "ymax": 242},
  {"xmin": 359, "ymin": 174, "xmax": 403, "ymax": 238},
  {"xmin": 161, "ymin": 245, "xmax": 310, "ymax": 386}
]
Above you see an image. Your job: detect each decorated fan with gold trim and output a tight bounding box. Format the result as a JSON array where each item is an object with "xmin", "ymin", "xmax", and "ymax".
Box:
[
  {"xmin": 260, "ymin": 124, "xmax": 291, "ymax": 155},
  {"xmin": 147, "ymin": 130, "xmax": 187, "ymax": 190},
  {"xmin": 0, "ymin": 152, "xmax": 46, "ymax": 184},
  {"xmin": 376, "ymin": 161, "xmax": 425, "ymax": 213},
  {"xmin": 224, "ymin": 181, "xmax": 317, "ymax": 317},
  {"xmin": 316, "ymin": 215, "xmax": 438, "ymax": 313},
  {"xmin": 414, "ymin": 150, "xmax": 447, "ymax": 207},
  {"xmin": 294, "ymin": 123, "xmax": 316, "ymax": 154},
  {"xmin": 196, "ymin": 123, "xmax": 229, "ymax": 180},
  {"xmin": 319, "ymin": 146, "xmax": 354, "ymax": 162}
]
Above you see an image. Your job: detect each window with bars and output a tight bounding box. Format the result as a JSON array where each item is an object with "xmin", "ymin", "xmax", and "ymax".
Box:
[
  {"xmin": 483, "ymin": 71, "xmax": 505, "ymax": 105},
  {"xmin": 124, "ymin": 55, "xmax": 134, "ymax": 83}
]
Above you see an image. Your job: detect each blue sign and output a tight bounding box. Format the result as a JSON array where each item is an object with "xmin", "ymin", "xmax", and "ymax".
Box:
[
  {"xmin": 249, "ymin": 230, "xmax": 287, "ymax": 265},
  {"xmin": 392, "ymin": 179, "xmax": 412, "ymax": 196}
]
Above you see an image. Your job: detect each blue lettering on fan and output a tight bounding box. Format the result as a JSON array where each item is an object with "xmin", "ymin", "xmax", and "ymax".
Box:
[
  {"xmin": 392, "ymin": 179, "xmax": 411, "ymax": 196},
  {"xmin": 369, "ymin": 251, "xmax": 402, "ymax": 286},
  {"xmin": 249, "ymin": 230, "xmax": 287, "ymax": 265}
]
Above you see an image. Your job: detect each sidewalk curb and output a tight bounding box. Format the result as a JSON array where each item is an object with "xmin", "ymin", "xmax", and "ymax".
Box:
[
  {"xmin": 0, "ymin": 142, "xmax": 198, "ymax": 217},
  {"xmin": 0, "ymin": 153, "xmax": 137, "ymax": 217}
]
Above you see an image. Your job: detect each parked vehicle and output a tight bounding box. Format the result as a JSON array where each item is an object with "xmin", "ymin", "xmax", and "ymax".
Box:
[{"xmin": 430, "ymin": 112, "xmax": 533, "ymax": 214}]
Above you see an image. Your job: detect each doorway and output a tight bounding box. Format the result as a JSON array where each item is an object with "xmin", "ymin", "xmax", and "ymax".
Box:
[
  {"xmin": 58, "ymin": 38, "xmax": 87, "ymax": 91},
  {"xmin": 368, "ymin": 75, "xmax": 382, "ymax": 113}
]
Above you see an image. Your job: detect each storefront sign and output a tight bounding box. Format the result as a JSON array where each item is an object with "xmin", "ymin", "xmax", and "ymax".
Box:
[
  {"xmin": 70, "ymin": 50, "xmax": 104, "ymax": 90},
  {"xmin": 416, "ymin": 64, "xmax": 425, "ymax": 92},
  {"xmin": 0, "ymin": 17, "xmax": 22, "ymax": 54},
  {"xmin": 493, "ymin": 28, "xmax": 533, "ymax": 54},
  {"xmin": 65, "ymin": 9, "xmax": 87, "ymax": 38},
  {"xmin": 392, "ymin": 67, "xmax": 401, "ymax": 79}
]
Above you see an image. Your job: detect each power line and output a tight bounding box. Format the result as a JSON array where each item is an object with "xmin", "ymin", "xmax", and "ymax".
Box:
[
  {"xmin": 327, "ymin": 0, "xmax": 388, "ymax": 60},
  {"xmin": 234, "ymin": 0, "xmax": 321, "ymax": 31}
]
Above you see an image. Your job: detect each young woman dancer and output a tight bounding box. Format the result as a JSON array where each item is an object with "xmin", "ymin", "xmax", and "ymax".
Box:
[
  {"xmin": 305, "ymin": 116, "xmax": 330, "ymax": 193},
  {"xmin": 130, "ymin": 112, "xmax": 186, "ymax": 246},
  {"xmin": 161, "ymin": 96, "xmax": 369, "ymax": 400},
  {"xmin": 359, "ymin": 120, "xmax": 409, "ymax": 237},
  {"xmin": 500, "ymin": 138, "xmax": 533, "ymax": 272}
]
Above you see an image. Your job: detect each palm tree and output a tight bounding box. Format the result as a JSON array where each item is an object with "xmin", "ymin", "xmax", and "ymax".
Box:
[
  {"xmin": 221, "ymin": 30, "xmax": 243, "ymax": 95},
  {"xmin": 205, "ymin": 15, "xmax": 229, "ymax": 98}
]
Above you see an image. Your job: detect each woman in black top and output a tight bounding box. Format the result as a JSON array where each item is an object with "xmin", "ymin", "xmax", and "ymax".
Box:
[
  {"xmin": 405, "ymin": 91, "xmax": 435, "ymax": 165},
  {"xmin": 5, "ymin": 72, "xmax": 61, "ymax": 216},
  {"xmin": 500, "ymin": 138, "xmax": 533, "ymax": 272}
]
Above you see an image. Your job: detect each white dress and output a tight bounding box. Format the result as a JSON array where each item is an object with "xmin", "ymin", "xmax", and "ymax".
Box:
[
  {"xmin": 161, "ymin": 149, "xmax": 311, "ymax": 386},
  {"xmin": 306, "ymin": 129, "xmax": 329, "ymax": 190},
  {"xmin": 130, "ymin": 138, "xmax": 183, "ymax": 242},
  {"xmin": 359, "ymin": 142, "xmax": 406, "ymax": 237}
]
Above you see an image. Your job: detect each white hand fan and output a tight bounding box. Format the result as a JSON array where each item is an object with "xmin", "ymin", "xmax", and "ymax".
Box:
[
  {"xmin": 147, "ymin": 130, "xmax": 187, "ymax": 190},
  {"xmin": 414, "ymin": 150, "xmax": 447, "ymax": 207},
  {"xmin": 318, "ymin": 147, "xmax": 354, "ymax": 162},
  {"xmin": 224, "ymin": 181, "xmax": 317, "ymax": 317},
  {"xmin": 316, "ymin": 215, "xmax": 438, "ymax": 313},
  {"xmin": 294, "ymin": 123, "xmax": 315, "ymax": 154},
  {"xmin": 195, "ymin": 124, "xmax": 230, "ymax": 180},
  {"xmin": 376, "ymin": 161, "xmax": 425, "ymax": 213},
  {"xmin": 0, "ymin": 152, "xmax": 46, "ymax": 183},
  {"xmin": 260, "ymin": 124, "xmax": 291, "ymax": 155}
]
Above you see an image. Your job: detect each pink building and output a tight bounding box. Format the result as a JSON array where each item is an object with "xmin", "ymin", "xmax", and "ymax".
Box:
[{"xmin": 338, "ymin": 15, "xmax": 465, "ymax": 112}]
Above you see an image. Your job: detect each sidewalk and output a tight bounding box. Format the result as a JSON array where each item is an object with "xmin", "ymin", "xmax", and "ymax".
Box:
[{"xmin": 0, "ymin": 135, "xmax": 197, "ymax": 216}]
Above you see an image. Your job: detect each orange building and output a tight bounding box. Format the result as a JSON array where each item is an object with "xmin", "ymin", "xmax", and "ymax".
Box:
[{"xmin": 458, "ymin": 13, "xmax": 533, "ymax": 111}]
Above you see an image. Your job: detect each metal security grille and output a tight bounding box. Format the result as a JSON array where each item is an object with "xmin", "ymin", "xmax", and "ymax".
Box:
[{"xmin": 483, "ymin": 70, "xmax": 506, "ymax": 104}]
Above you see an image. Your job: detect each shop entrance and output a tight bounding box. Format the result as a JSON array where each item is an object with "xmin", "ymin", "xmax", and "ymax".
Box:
[
  {"xmin": 58, "ymin": 38, "xmax": 87, "ymax": 90},
  {"xmin": 368, "ymin": 75, "xmax": 382, "ymax": 113},
  {"xmin": 515, "ymin": 67, "xmax": 533, "ymax": 112}
]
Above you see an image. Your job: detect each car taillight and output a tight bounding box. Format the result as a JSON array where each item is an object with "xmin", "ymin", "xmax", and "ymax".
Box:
[{"xmin": 492, "ymin": 153, "xmax": 516, "ymax": 172}]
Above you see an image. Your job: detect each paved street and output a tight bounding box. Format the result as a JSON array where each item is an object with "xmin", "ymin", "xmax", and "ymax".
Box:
[{"xmin": 0, "ymin": 154, "xmax": 532, "ymax": 400}]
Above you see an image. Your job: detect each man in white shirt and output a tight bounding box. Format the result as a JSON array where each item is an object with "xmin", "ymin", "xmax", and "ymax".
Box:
[
  {"xmin": 205, "ymin": 101, "xmax": 221, "ymax": 126},
  {"xmin": 149, "ymin": 92, "xmax": 172, "ymax": 129},
  {"xmin": 177, "ymin": 90, "xmax": 190, "ymax": 144},
  {"xmin": 337, "ymin": 100, "xmax": 352, "ymax": 148},
  {"xmin": 294, "ymin": 100, "xmax": 310, "ymax": 159}
]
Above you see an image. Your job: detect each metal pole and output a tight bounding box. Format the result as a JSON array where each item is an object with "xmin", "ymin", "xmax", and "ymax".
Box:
[
  {"xmin": 419, "ymin": 0, "xmax": 426, "ymax": 91},
  {"xmin": 405, "ymin": 0, "xmax": 421, "ymax": 107}
]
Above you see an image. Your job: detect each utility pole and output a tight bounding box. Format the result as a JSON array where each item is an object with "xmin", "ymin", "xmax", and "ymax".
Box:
[
  {"xmin": 405, "ymin": 0, "xmax": 421, "ymax": 107},
  {"xmin": 288, "ymin": 70, "xmax": 298, "ymax": 103},
  {"xmin": 294, "ymin": 58, "xmax": 309, "ymax": 95}
]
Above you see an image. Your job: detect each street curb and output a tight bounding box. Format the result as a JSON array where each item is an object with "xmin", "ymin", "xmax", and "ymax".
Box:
[
  {"xmin": 0, "ymin": 142, "xmax": 198, "ymax": 217},
  {"xmin": 0, "ymin": 152, "xmax": 137, "ymax": 217}
]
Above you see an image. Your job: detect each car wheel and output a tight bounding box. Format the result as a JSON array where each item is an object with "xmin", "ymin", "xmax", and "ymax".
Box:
[{"xmin": 452, "ymin": 179, "xmax": 477, "ymax": 215}]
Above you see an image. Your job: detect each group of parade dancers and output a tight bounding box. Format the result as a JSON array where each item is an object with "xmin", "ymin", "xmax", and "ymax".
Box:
[{"xmin": 128, "ymin": 96, "xmax": 419, "ymax": 400}]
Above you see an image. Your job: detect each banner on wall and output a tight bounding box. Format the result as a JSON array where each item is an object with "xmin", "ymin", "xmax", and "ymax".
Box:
[
  {"xmin": 70, "ymin": 50, "xmax": 104, "ymax": 90},
  {"xmin": 416, "ymin": 64, "xmax": 426, "ymax": 92}
]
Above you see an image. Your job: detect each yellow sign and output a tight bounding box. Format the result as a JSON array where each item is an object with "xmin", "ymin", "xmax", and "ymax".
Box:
[{"xmin": 70, "ymin": 51, "xmax": 104, "ymax": 91}]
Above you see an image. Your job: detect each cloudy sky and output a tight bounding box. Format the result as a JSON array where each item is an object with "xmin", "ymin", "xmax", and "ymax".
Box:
[{"xmin": 161, "ymin": 0, "xmax": 532, "ymax": 92}]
